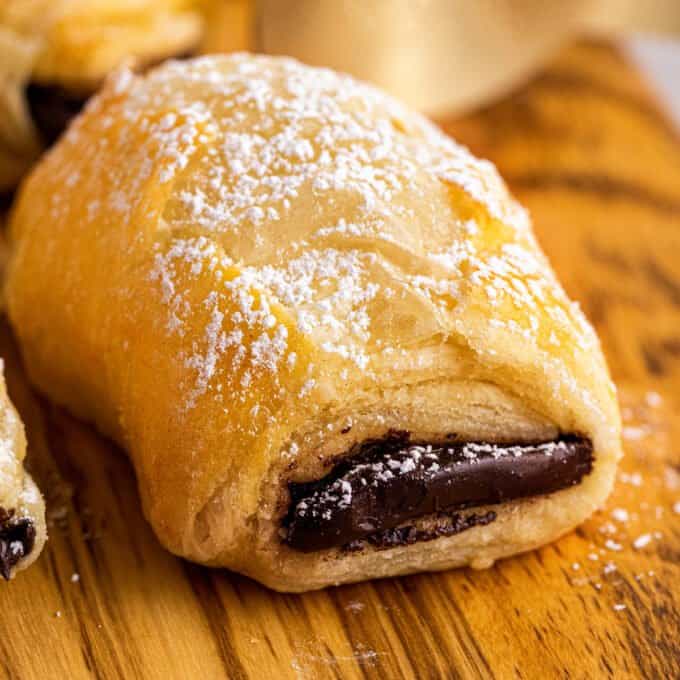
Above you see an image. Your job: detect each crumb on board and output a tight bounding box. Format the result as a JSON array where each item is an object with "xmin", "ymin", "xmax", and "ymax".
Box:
[
  {"xmin": 632, "ymin": 534, "xmax": 652, "ymax": 550},
  {"xmin": 559, "ymin": 388, "xmax": 679, "ymax": 612},
  {"xmin": 610, "ymin": 508, "xmax": 629, "ymax": 523},
  {"xmin": 644, "ymin": 391, "xmax": 662, "ymax": 408}
]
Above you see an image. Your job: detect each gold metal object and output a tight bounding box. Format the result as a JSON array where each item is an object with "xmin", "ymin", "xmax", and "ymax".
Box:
[{"xmin": 254, "ymin": 0, "xmax": 591, "ymax": 114}]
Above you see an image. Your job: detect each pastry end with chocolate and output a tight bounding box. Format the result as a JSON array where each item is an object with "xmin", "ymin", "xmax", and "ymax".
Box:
[
  {"xmin": 0, "ymin": 508, "xmax": 36, "ymax": 580},
  {"xmin": 284, "ymin": 433, "xmax": 593, "ymax": 552}
]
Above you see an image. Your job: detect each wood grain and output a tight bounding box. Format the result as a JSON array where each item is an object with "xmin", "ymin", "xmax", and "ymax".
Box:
[{"xmin": 2, "ymin": 40, "xmax": 679, "ymax": 679}]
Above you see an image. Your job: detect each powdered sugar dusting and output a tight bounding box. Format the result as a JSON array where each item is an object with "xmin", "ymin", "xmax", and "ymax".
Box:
[
  {"xmin": 149, "ymin": 236, "xmax": 301, "ymax": 410},
  {"xmin": 44, "ymin": 53, "xmax": 605, "ymax": 415}
]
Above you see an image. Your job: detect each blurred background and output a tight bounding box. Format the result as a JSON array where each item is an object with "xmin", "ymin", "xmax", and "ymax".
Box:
[
  {"xmin": 2, "ymin": 0, "xmax": 679, "ymax": 194},
  {"xmin": 206, "ymin": 0, "xmax": 680, "ymax": 125}
]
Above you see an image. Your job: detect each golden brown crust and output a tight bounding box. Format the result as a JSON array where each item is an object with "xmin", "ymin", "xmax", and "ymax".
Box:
[{"xmin": 6, "ymin": 55, "xmax": 621, "ymax": 590}]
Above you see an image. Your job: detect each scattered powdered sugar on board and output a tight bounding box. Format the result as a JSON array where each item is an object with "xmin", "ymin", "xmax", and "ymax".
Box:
[
  {"xmin": 632, "ymin": 533, "xmax": 652, "ymax": 550},
  {"xmin": 344, "ymin": 601, "xmax": 365, "ymax": 614},
  {"xmin": 610, "ymin": 508, "xmax": 629, "ymax": 523}
]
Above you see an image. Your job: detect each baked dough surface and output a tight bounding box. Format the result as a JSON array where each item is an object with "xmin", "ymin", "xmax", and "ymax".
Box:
[{"xmin": 6, "ymin": 54, "xmax": 621, "ymax": 591}]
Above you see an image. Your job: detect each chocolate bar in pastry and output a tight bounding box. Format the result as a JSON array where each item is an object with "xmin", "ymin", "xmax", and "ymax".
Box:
[
  {"xmin": 0, "ymin": 0, "xmax": 204, "ymax": 191},
  {"xmin": 0, "ymin": 360, "xmax": 45, "ymax": 579},
  {"xmin": 5, "ymin": 54, "xmax": 621, "ymax": 591}
]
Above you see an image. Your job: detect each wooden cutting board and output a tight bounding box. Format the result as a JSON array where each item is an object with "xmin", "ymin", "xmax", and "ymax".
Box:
[{"xmin": 2, "ymin": 40, "xmax": 679, "ymax": 679}]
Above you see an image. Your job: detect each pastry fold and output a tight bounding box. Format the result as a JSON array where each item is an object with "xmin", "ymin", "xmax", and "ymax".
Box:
[
  {"xmin": 6, "ymin": 54, "xmax": 621, "ymax": 591},
  {"xmin": 0, "ymin": 360, "xmax": 46, "ymax": 579}
]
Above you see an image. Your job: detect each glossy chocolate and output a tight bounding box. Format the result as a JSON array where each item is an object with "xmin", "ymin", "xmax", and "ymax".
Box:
[
  {"xmin": 284, "ymin": 432, "xmax": 593, "ymax": 552},
  {"xmin": 26, "ymin": 83, "xmax": 88, "ymax": 146},
  {"xmin": 0, "ymin": 507, "xmax": 35, "ymax": 580}
]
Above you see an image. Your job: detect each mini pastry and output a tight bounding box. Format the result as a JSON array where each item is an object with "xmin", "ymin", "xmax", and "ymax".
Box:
[
  {"xmin": 0, "ymin": 0, "xmax": 204, "ymax": 191},
  {"xmin": 5, "ymin": 54, "xmax": 621, "ymax": 592},
  {"xmin": 0, "ymin": 360, "xmax": 46, "ymax": 579}
]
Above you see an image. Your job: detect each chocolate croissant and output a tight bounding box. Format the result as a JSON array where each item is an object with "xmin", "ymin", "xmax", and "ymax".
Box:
[
  {"xmin": 0, "ymin": 360, "xmax": 45, "ymax": 579},
  {"xmin": 0, "ymin": 0, "xmax": 204, "ymax": 191},
  {"xmin": 6, "ymin": 54, "xmax": 621, "ymax": 591}
]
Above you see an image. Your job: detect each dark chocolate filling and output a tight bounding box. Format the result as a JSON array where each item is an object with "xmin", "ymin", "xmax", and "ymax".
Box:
[
  {"xmin": 0, "ymin": 507, "xmax": 35, "ymax": 580},
  {"xmin": 283, "ymin": 432, "xmax": 593, "ymax": 552},
  {"xmin": 345, "ymin": 510, "xmax": 498, "ymax": 552},
  {"xmin": 25, "ymin": 83, "xmax": 89, "ymax": 147}
]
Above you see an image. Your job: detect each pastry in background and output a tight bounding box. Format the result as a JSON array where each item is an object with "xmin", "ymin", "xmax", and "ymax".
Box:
[
  {"xmin": 0, "ymin": 0, "xmax": 205, "ymax": 192},
  {"xmin": 6, "ymin": 54, "xmax": 621, "ymax": 591},
  {"xmin": 0, "ymin": 360, "xmax": 45, "ymax": 579}
]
